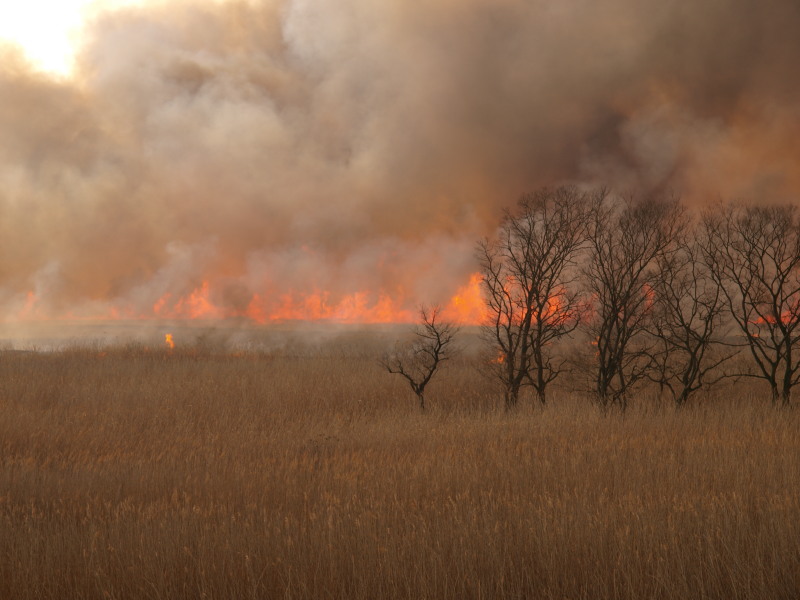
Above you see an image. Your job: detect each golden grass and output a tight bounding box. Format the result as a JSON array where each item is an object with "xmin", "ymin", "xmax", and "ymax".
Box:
[{"xmin": 0, "ymin": 343, "xmax": 798, "ymax": 599}]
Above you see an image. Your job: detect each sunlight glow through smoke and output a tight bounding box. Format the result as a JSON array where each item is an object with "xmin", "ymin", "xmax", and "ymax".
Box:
[{"xmin": 0, "ymin": 1, "xmax": 143, "ymax": 76}]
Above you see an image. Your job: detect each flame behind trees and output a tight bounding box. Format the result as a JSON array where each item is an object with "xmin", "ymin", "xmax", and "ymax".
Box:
[
  {"xmin": 476, "ymin": 188, "xmax": 800, "ymax": 410},
  {"xmin": 582, "ymin": 193, "xmax": 686, "ymax": 410},
  {"xmin": 381, "ymin": 188, "xmax": 800, "ymax": 410},
  {"xmin": 701, "ymin": 204, "xmax": 800, "ymax": 406},
  {"xmin": 478, "ymin": 186, "xmax": 595, "ymax": 408}
]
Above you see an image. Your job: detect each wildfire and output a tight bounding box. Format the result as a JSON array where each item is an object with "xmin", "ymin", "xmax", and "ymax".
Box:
[
  {"xmin": 7, "ymin": 269, "xmax": 604, "ymax": 332},
  {"xmin": 10, "ymin": 273, "xmax": 491, "ymax": 325},
  {"xmin": 146, "ymin": 273, "xmax": 489, "ymax": 324},
  {"xmin": 441, "ymin": 273, "xmax": 488, "ymax": 324},
  {"xmin": 165, "ymin": 334, "xmax": 175, "ymax": 349},
  {"xmin": 154, "ymin": 281, "xmax": 226, "ymax": 320},
  {"xmin": 753, "ymin": 310, "xmax": 799, "ymax": 326},
  {"xmin": 256, "ymin": 290, "xmax": 415, "ymax": 324},
  {"xmin": 18, "ymin": 291, "xmax": 38, "ymax": 319}
]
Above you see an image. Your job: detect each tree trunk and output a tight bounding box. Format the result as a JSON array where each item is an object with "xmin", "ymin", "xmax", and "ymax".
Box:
[
  {"xmin": 676, "ymin": 387, "xmax": 690, "ymax": 408},
  {"xmin": 505, "ymin": 385, "xmax": 520, "ymax": 410},
  {"xmin": 596, "ymin": 371, "xmax": 610, "ymax": 408},
  {"xmin": 536, "ymin": 387, "xmax": 546, "ymax": 406},
  {"xmin": 781, "ymin": 386, "xmax": 791, "ymax": 407},
  {"xmin": 533, "ymin": 361, "xmax": 547, "ymax": 406}
]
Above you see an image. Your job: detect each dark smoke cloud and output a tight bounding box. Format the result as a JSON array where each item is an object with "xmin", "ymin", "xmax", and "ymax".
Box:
[{"xmin": 1, "ymin": 0, "xmax": 798, "ymax": 319}]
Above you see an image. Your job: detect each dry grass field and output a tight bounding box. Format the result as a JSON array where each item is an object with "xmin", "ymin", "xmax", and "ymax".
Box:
[{"xmin": 1, "ymin": 334, "xmax": 799, "ymax": 599}]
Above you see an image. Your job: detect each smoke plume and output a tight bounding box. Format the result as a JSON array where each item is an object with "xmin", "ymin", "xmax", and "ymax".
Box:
[{"xmin": 1, "ymin": 0, "xmax": 798, "ymax": 321}]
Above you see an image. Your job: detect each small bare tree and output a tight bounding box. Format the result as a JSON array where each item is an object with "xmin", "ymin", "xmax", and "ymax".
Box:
[
  {"xmin": 701, "ymin": 203, "xmax": 800, "ymax": 406},
  {"xmin": 478, "ymin": 186, "xmax": 593, "ymax": 408},
  {"xmin": 379, "ymin": 306, "xmax": 458, "ymax": 411},
  {"xmin": 646, "ymin": 221, "xmax": 736, "ymax": 406},
  {"xmin": 583, "ymin": 192, "xmax": 684, "ymax": 410}
]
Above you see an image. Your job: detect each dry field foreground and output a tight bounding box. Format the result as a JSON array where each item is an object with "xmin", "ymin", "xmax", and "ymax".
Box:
[{"xmin": 0, "ymin": 339, "xmax": 799, "ymax": 599}]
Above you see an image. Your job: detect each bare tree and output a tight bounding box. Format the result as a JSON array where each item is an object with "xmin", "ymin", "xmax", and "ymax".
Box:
[
  {"xmin": 583, "ymin": 192, "xmax": 685, "ymax": 410},
  {"xmin": 379, "ymin": 306, "xmax": 458, "ymax": 411},
  {"xmin": 701, "ymin": 203, "xmax": 800, "ymax": 406},
  {"xmin": 478, "ymin": 186, "xmax": 592, "ymax": 408},
  {"xmin": 647, "ymin": 221, "xmax": 736, "ymax": 406}
]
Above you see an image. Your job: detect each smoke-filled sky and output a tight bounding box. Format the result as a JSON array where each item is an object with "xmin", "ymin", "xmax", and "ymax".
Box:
[{"xmin": 0, "ymin": 0, "xmax": 798, "ymax": 321}]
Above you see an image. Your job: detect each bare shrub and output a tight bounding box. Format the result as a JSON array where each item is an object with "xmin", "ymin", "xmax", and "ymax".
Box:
[{"xmin": 379, "ymin": 306, "xmax": 459, "ymax": 410}]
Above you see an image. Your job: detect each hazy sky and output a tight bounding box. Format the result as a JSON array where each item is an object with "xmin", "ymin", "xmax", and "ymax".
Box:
[
  {"xmin": 0, "ymin": 0, "xmax": 798, "ymax": 321},
  {"xmin": 0, "ymin": 1, "xmax": 144, "ymax": 75}
]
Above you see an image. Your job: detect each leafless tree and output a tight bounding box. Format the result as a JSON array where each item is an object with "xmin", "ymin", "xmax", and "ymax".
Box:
[
  {"xmin": 583, "ymin": 192, "xmax": 685, "ymax": 410},
  {"xmin": 478, "ymin": 186, "xmax": 593, "ymax": 408},
  {"xmin": 701, "ymin": 203, "xmax": 800, "ymax": 406},
  {"xmin": 646, "ymin": 221, "xmax": 736, "ymax": 406},
  {"xmin": 379, "ymin": 306, "xmax": 459, "ymax": 411}
]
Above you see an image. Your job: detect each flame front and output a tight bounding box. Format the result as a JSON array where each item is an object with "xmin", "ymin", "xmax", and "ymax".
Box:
[
  {"xmin": 7, "ymin": 273, "xmax": 596, "ymax": 328},
  {"xmin": 165, "ymin": 334, "xmax": 175, "ymax": 349},
  {"xmin": 11, "ymin": 273, "xmax": 491, "ymax": 325},
  {"xmin": 148, "ymin": 274, "xmax": 488, "ymax": 324},
  {"xmin": 441, "ymin": 273, "xmax": 487, "ymax": 324}
]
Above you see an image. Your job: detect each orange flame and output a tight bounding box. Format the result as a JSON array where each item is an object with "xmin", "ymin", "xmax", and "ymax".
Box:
[
  {"xmin": 12, "ymin": 272, "xmax": 493, "ymax": 325},
  {"xmin": 442, "ymin": 273, "xmax": 487, "ymax": 324},
  {"xmin": 154, "ymin": 281, "xmax": 226, "ymax": 320},
  {"xmin": 753, "ymin": 309, "xmax": 798, "ymax": 326},
  {"xmin": 252, "ymin": 289, "xmax": 415, "ymax": 323},
  {"xmin": 18, "ymin": 291, "xmax": 38, "ymax": 319},
  {"xmin": 165, "ymin": 334, "xmax": 175, "ymax": 349}
]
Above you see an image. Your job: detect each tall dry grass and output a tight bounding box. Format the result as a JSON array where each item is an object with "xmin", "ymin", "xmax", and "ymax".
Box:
[{"xmin": 0, "ymin": 341, "xmax": 798, "ymax": 599}]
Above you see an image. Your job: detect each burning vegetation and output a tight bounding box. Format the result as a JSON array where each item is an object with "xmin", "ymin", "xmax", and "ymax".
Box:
[
  {"xmin": 1, "ymin": 2, "xmax": 799, "ymax": 597},
  {"xmin": 471, "ymin": 187, "xmax": 800, "ymax": 410},
  {"xmin": 8, "ymin": 183, "xmax": 800, "ymax": 411},
  {"xmin": 353, "ymin": 184, "xmax": 800, "ymax": 412},
  {"xmin": 0, "ymin": 0, "xmax": 798, "ymax": 332}
]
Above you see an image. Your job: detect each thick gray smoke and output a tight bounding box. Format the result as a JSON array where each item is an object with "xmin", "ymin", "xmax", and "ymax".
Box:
[{"xmin": 0, "ymin": 0, "xmax": 798, "ymax": 320}]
